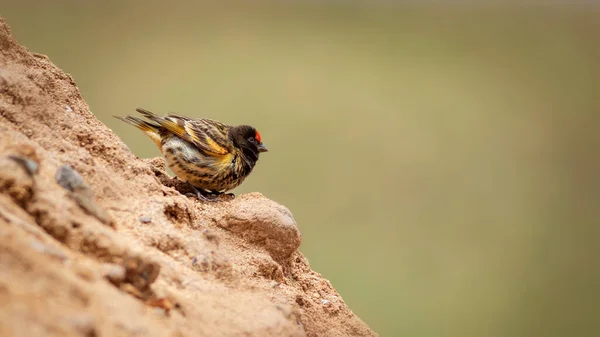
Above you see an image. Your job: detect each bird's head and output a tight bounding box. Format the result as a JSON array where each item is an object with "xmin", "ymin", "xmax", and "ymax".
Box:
[{"xmin": 230, "ymin": 125, "xmax": 268, "ymax": 162}]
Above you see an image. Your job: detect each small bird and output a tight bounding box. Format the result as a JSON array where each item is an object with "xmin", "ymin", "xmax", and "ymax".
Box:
[{"xmin": 115, "ymin": 108, "xmax": 268, "ymax": 201}]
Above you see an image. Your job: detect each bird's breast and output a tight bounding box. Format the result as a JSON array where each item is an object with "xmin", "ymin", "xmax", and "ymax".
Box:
[{"xmin": 161, "ymin": 136, "xmax": 240, "ymax": 191}]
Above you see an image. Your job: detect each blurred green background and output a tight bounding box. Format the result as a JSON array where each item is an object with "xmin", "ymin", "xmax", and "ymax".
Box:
[{"xmin": 3, "ymin": 1, "xmax": 599, "ymax": 336}]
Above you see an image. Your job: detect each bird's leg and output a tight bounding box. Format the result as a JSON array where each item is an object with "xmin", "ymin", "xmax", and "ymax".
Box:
[{"xmin": 188, "ymin": 184, "xmax": 219, "ymax": 202}]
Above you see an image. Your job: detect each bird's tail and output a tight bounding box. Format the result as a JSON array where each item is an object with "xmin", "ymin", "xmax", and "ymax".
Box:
[
  {"xmin": 113, "ymin": 114, "xmax": 163, "ymax": 149},
  {"xmin": 134, "ymin": 107, "xmax": 189, "ymax": 141},
  {"xmin": 135, "ymin": 107, "xmax": 160, "ymax": 120}
]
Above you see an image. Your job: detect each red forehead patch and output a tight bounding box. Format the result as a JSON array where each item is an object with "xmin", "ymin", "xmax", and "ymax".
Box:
[{"xmin": 255, "ymin": 130, "xmax": 262, "ymax": 143}]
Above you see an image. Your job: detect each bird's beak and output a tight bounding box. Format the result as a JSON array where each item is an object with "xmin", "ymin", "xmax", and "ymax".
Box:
[{"xmin": 258, "ymin": 143, "xmax": 269, "ymax": 153}]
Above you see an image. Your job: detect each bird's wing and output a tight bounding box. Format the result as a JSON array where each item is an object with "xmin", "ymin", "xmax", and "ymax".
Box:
[
  {"xmin": 181, "ymin": 118, "xmax": 232, "ymax": 156},
  {"xmin": 136, "ymin": 108, "xmax": 232, "ymax": 156}
]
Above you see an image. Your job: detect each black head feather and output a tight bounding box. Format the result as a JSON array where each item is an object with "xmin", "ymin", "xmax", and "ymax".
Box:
[{"xmin": 229, "ymin": 125, "xmax": 267, "ymax": 167}]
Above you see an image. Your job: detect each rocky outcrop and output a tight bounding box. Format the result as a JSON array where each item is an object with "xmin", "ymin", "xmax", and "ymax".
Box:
[{"xmin": 0, "ymin": 17, "xmax": 376, "ymax": 337}]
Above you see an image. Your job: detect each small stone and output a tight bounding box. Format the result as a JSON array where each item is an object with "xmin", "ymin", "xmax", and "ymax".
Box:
[
  {"xmin": 55, "ymin": 165, "xmax": 85, "ymax": 191},
  {"xmin": 102, "ymin": 263, "xmax": 126, "ymax": 284},
  {"xmin": 321, "ymin": 299, "xmax": 330, "ymax": 305},
  {"xmin": 123, "ymin": 256, "xmax": 160, "ymax": 291},
  {"xmin": 139, "ymin": 216, "xmax": 152, "ymax": 223},
  {"xmin": 29, "ymin": 239, "xmax": 68, "ymax": 261},
  {"xmin": 8, "ymin": 155, "xmax": 39, "ymax": 176},
  {"xmin": 55, "ymin": 165, "xmax": 115, "ymax": 227},
  {"xmin": 147, "ymin": 298, "xmax": 174, "ymax": 315}
]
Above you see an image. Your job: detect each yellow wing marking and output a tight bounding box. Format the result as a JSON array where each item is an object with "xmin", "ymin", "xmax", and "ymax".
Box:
[{"xmin": 184, "ymin": 122, "xmax": 230, "ymax": 156}]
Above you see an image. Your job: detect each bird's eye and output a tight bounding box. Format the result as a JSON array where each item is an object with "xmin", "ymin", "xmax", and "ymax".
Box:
[{"xmin": 248, "ymin": 137, "xmax": 256, "ymax": 143}]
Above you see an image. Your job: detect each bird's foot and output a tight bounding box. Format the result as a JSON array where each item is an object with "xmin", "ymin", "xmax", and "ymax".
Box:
[
  {"xmin": 184, "ymin": 185, "xmax": 218, "ymax": 202},
  {"xmin": 187, "ymin": 185, "xmax": 234, "ymax": 202},
  {"xmin": 206, "ymin": 191, "xmax": 236, "ymax": 201},
  {"xmin": 196, "ymin": 191, "xmax": 220, "ymax": 202}
]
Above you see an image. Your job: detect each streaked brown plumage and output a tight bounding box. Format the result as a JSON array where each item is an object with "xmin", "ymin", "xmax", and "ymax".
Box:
[{"xmin": 115, "ymin": 108, "xmax": 268, "ymax": 201}]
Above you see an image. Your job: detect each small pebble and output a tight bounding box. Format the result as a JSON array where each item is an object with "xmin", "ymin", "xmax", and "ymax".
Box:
[
  {"xmin": 321, "ymin": 299, "xmax": 331, "ymax": 305},
  {"xmin": 29, "ymin": 239, "xmax": 68, "ymax": 261},
  {"xmin": 102, "ymin": 263, "xmax": 126, "ymax": 284},
  {"xmin": 139, "ymin": 216, "xmax": 152, "ymax": 224},
  {"xmin": 55, "ymin": 165, "xmax": 114, "ymax": 227},
  {"xmin": 55, "ymin": 165, "xmax": 85, "ymax": 191},
  {"xmin": 8, "ymin": 155, "xmax": 39, "ymax": 176}
]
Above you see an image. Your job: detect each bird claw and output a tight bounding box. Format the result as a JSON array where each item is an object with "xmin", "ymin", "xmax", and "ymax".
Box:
[
  {"xmin": 187, "ymin": 184, "xmax": 233, "ymax": 202},
  {"xmin": 195, "ymin": 191, "xmax": 220, "ymax": 202},
  {"xmin": 188, "ymin": 188, "xmax": 218, "ymax": 202}
]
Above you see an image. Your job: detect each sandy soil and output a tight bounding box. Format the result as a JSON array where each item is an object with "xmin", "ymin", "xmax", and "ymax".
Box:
[{"xmin": 0, "ymin": 17, "xmax": 376, "ymax": 337}]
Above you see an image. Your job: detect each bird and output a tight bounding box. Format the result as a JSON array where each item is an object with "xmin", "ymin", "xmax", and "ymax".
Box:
[{"xmin": 115, "ymin": 108, "xmax": 268, "ymax": 201}]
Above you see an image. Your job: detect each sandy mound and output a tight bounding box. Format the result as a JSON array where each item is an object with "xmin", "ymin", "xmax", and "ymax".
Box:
[{"xmin": 0, "ymin": 17, "xmax": 376, "ymax": 337}]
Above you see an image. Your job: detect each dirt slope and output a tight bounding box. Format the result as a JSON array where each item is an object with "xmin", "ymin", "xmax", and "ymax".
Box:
[{"xmin": 0, "ymin": 17, "xmax": 376, "ymax": 337}]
